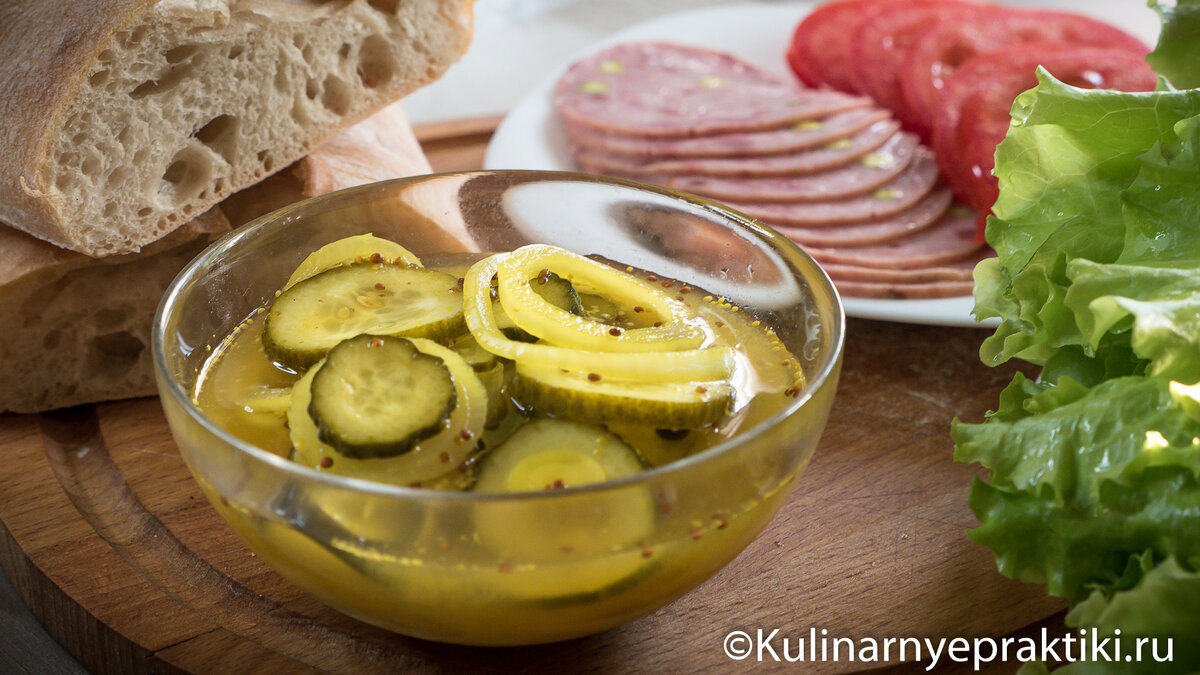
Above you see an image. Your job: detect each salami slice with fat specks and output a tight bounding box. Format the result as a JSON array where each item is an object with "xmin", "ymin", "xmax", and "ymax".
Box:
[
  {"xmin": 770, "ymin": 188, "xmax": 952, "ymax": 246},
  {"xmin": 648, "ymin": 132, "xmax": 919, "ymax": 203},
  {"xmin": 575, "ymin": 120, "xmax": 900, "ymax": 178},
  {"xmin": 555, "ymin": 42, "xmax": 872, "ymax": 137},
  {"xmin": 822, "ymin": 254, "xmax": 986, "ymax": 283},
  {"xmin": 722, "ymin": 149, "xmax": 939, "ymax": 226},
  {"xmin": 803, "ymin": 207, "xmax": 982, "ymax": 269},
  {"xmin": 564, "ymin": 107, "xmax": 886, "ymax": 158},
  {"xmin": 824, "ymin": 247, "xmax": 993, "ymax": 298},
  {"xmin": 832, "ymin": 278, "xmax": 976, "ymax": 299}
]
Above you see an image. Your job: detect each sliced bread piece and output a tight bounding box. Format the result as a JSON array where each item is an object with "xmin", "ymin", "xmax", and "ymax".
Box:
[
  {"xmin": 220, "ymin": 101, "xmax": 431, "ymax": 226},
  {"xmin": 0, "ymin": 0, "xmax": 472, "ymax": 256},
  {"xmin": 0, "ymin": 210, "xmax": 231, "ymax": 413},
  {"xmin": 0, "ymin": 101, "xmax": 432, "ymax": 413}
]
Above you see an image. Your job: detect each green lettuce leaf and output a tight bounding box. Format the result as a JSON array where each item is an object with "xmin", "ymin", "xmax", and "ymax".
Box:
[
  {"xmin": 960, "ymin": 6, "xmax": 1200, "ymax": 674},
  {"xmin": 953, "ymin": 376, "xmax": 1200, "ymax": 506},
  {"xmin": 1148, "ymin": 0, "xmax": 1200, "ymax": 88},
  {"xmin": 1018, "ymin": 555, "xmax": 1200, "ymax": 674},
  {"xmin": 974, "ymin": 72, "xmax": 1200, "ymax": 369},
  {"xmin": 955, "ymin": 375, "xmax": 1200, "ymax": 602}
]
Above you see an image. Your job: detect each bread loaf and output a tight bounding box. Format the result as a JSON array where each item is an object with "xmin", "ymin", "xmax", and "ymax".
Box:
[
  {"xmin": 0, "ymin": 0, "xmax": 471, "ymax": 256},
  {"xmin": 221, "ymin": 100, "xmax": 432, "ymax": 225},
  {"xmin": 0, "ymin": 211, "xmax": 230, "ymax": 413},
  {"xmin": 0, "ymin": 101, "xmax": 431, "ymax": 413}
]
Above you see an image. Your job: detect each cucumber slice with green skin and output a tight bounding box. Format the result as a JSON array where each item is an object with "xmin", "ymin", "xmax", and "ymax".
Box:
[
  {"xmin": 448, "ymin": 333, "xmax": 498, "ymax": 372},
  {"xmin": 309, "ymin": 335, "xmax": 457, "ymax": 459},
  {"xmin": 264, "ymin": 262, "xmax": 465, "ymax": 369},
  {"xmin": 474, "ymin": 418, "xmax": 645, "ymax": 493},
  {"xmin": 238, "ymin": 386, "xmax": 292, "ymax": 416},
  {"xmin": 473, "ymin": 419, "xmax": 656, "ymax": 601},
  {"xmin": 475, "ymin": 361, "xmax": 508, "ymax": 429},
  {"xmin": 283, "ymin": 234, "xmax": 422, "ymax": 291},
  {"xmin": 289, "ymin": 338, "xmax": 487, "ymax": 485},
  {"xmin": 512, "ymin": 363, "xmax": 733, "ymax": 428},
  {"xmin": 533, "ymin": 272, "xmax": 584, "ymax": 316},
  {"xmin": 500, "ymin": 551, "xmax": 659, "ymax": 608},
  {"xmin": 492, "ymin": 271, "xmax": 583, "ymax": 343}
]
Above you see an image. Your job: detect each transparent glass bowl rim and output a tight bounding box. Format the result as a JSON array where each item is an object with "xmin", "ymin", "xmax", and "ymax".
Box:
[{"xmin": 151, "ymin": 170, "xmax": 846, "ymax": 503}]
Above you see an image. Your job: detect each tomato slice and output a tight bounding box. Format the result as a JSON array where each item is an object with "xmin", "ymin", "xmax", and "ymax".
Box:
[
  {"xmin": 849, "ymin": 0, "xmax": 977, "ymax": 119},
  {"xmin": 899, "ymin": 7, "xmax": 1148, "ymax": 140},
  {"xmin": 786, "ymin": 0, "xmax": 906, "ymax": 92},
  {"xmin": 932, "ymin": 41, "xmax": 1069, "ymax": 200},
  {"xmin": 939, "ymin": 43, "xmax": 1157, "ymax": 237}
]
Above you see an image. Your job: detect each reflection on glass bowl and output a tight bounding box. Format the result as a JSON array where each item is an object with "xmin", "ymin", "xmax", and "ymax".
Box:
[{"xmin": 153, "ymin": 170, "xmax": 844, "ymax": 646}]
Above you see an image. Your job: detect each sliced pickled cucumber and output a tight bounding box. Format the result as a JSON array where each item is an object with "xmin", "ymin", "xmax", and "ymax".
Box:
[
  {"xmin": 283, "ymin": 234, "xmax": 422, "ymax": 290},
  {"xmin": 512, "ymin": 363, "xmax": 733, "ymax": 428},
  {"xmin": 577, "ymin": 292, "xmax": 626, "ymax": 326},
  {"xmin": 473, "ymin": 419, "xmax": 655, "ymax": 601},
  {"xmin": 475, "ymin": 361, "xmax": 508, "ymax": 428},
  {"xmin": 534, "ymin": 273, "xmax": 585, "ymax": 315},
  {"xmin": 290, "ymin": 339, "xmax": 487, "ymax": 485},
  {"xmin": 492, "ymin": 271, "xmax": 583, "ymax": 343},
  {"xmin": 608, "ymin": 423, "xmax": 709, "ymax": 468},
  {"xmin": 493, "ymin": 549, "xmax": 657, "ymax": 608},
  {"xmin": 310, "ymin": 335, "xmax": 456, "ymax": 459},
  {"xmin": 264, "ymin": 263, "xmax": 465, "ymax": 369},
  {"xmin": 238, "ymin": 386, "xmax": 292, "ymax": 416},
  {"xmin": 449, "ymin": 333, "xmax": 498, "ymax": 371},
  {"xmin": 474, "ymin": 419, "xmax": 645, "ymax": 493}
]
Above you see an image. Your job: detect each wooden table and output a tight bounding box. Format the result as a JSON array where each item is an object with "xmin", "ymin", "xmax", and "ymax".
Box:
[{"xmin": 0, "ymin": 119, "xmax": 1065, "ymax": 673}]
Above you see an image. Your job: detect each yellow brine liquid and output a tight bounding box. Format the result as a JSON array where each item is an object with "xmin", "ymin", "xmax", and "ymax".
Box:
[{"xmin": 191, "ymin": 243, "xmax": 809, "ymax": 645}]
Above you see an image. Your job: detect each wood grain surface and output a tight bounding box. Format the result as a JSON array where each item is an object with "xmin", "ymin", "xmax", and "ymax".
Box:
[{"xmin": 0, "ymin": 120, "xmax": 1065, "ymax": 673}]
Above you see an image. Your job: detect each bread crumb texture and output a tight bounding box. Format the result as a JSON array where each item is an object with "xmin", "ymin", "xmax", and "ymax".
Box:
[{"xmin": 3, "ymin": 0, "xmax": 471, "ymax": 256}]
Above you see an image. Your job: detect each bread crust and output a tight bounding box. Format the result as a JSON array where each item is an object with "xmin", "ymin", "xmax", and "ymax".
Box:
[
  {"xmin": 0, "ymin": 207, "xmax": 230, "ymax": 413},
  {"xmin": 0, "ymin": 100, "xmax": 435, "ymax": 413},
  {"xmin": 0, "ymin": 0, "xmax": 473, "ymax": 256},
  {"xmin": 0, "ymin": 0, "xmax": 153, "ymax": 253}
]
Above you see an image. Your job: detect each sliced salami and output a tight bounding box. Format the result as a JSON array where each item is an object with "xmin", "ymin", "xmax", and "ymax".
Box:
[
  {"xmin": 647, "ymin": 132, "xmax": 919, "ymax": 203},
  {"xmin": 832, "ymin": 278, "xmax": 976, "ymax": 299},
  {"xmin": 770, "ymin": 188, "xmax": 952, "ymax": 246},
  {"xmin": 803, "ymin": 207, "xmax": 982, "ymax": 269},
  {"xmin": 822, "ymin": 254, "xmax": 986, "ymax": 283},
  {"xmin": 564, "ymin": 107, "xmax": 886, "ymax": 158},
  {"xmin": 575, "ymin": 120, "xmax": 900, "ymax": 178},
  {"xmin": 555, "ymin": 42, "xmax": 872, "ymax": 137},
  {"xmin": 722, "ymin": 149, "xmax": 939, "ymax": 226}
]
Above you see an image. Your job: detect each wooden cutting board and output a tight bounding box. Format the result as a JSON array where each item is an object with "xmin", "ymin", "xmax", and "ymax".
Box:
[{"xmin": 0, "ymin": 118, "xmax": 1065, "ymax": 674}]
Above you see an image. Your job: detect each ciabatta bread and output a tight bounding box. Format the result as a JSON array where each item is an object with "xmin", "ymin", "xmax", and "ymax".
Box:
[
  {"xmin": 0, "ymin": 210, "xmax": 231, "ymax": 413},
  {"xmin": 221, "ymin": 101, "xmax": 432, "ymax": 226},
  {"xmin": 0, "ymin": 0, "xmax": 471, "ymax": 256},
  {"xmin": 0, "ymin": 101, "xmax": 431, "ymax": 413}
]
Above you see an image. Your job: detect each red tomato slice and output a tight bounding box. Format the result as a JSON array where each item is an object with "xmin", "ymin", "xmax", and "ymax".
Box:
[
  {"xmin": 787, "ymin": 0, "xmax": 906, "ymax": 91},
  {"xmin": 849, "ymin": 0, "xmax": 978, "ymax": 118},
  {"xmin": 932, "ymin": 41, "xmax": 1074, "ymax": 199},
  {"xmin": 941, "ymin": 43, "xmax": 1157, "ymax": 238},
  {"xmin": 900, "ymin": 7, "xmax": 1149, "ymax": 140}
]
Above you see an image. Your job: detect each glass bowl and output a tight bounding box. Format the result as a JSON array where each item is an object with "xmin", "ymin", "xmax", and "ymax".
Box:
[{"xmin": 153, "ymin": 171, "xmax": 844, "ymax": 646}]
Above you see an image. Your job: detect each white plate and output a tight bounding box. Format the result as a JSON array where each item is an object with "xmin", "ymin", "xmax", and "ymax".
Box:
[{"xmin": 483, "ymin": 1, "xmax": 1160, "ymax": 328}]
